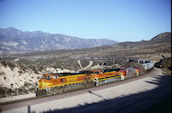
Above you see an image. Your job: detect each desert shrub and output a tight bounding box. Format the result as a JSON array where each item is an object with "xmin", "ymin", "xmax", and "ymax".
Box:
[
  {"xmin": 24, "ymin": 81, "xmax": 32, "ymax": 87},
  {"xmin": 0, "ymin": 72, "xmax": 5, "ymax": 76},
  {"xmin": 18, "ymin": 70, "xmax": 23, "ymax": 74},
  {"xmin": 162, "ymin": 57, "xmax": 171, "ymax": 75},
  {"xmin": 162, "ymin": 57, "xmax": 171, "ymax": 68},
  {"xmin": 1, "ymin": 60, "xmax": 7, "ymax": 67},
  {"xmin": 29, "ymin": 65, "xmax": 39, "ymax": 74},
  {"xmin": 0, "ymin": 59, "xmax": 16, "ymax": 70},
  {"xmin": 0, "ymin": 87, "xmax": 12, "ymax": 98},
  {"xmin": 17, "ymin": 86, "xmax": 28, "ymax": 95},
  {"xmin": 8, "ymin": 62, "xmax": 16, "ymax": 71},
  {"xmin": 37, "ymin": 65, "xmax": 44, "ymax": 72},
  {"xmin": 28, "ymin": 87, "xmax": 35, "ymax": 93},
  {"xmin": 20, "ymin": 65, "xmax": 27, "ymax": 72}
]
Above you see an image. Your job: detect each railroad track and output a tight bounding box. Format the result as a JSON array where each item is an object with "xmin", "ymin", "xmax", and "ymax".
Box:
[{"xmin": 0, "ymin": 67, "xmax": 162, "ymax": 112}]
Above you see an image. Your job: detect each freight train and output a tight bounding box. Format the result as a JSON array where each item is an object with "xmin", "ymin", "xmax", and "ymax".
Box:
[{"xmin": 35, "ymin": 60, "xmax": 154, "ymax": 96}]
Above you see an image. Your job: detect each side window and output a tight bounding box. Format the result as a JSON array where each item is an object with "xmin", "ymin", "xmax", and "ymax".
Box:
[
  {"xmin": 47, "ymin": 76, "xmax": 52, "ymax": 80},
  {"xmin": 53, "ymin": 76, "xmax": 58, "ymax": 79},
  {"xmin": 95, "ymin": 72, "xmax": 99, "ymax": 74}
]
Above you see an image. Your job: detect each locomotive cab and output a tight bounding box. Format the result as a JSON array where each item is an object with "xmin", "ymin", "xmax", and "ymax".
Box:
[
  {"xmin": 38, "ymin": 74, "xmax": 55, "ymax": 90},
  {"xmin": 41, "ymin": 74, "xmax": 53, "ymax": 80}
]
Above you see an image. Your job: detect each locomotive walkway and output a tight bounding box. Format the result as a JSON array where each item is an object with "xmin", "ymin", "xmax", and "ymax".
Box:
[{"xmin": 0, "ymin": 68, "xmax": 171, "ymax": 113}]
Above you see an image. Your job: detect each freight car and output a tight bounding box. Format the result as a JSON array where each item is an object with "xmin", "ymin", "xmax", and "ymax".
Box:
[
  {"xmin": 139, "ymin": 60, "xmax": 154, "ymax": 71},
  {"xmin": 35, "ymin": 67, "xmax": 142, "ymax": 96}
]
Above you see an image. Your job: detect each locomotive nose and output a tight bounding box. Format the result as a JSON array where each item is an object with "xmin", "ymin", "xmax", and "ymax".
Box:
[
  {"xmin": 38, "ymin": 79, "xmax": 45, "ymax": 89},
  {"xmin": 39, "ymin": 79, "xmax": 44, "ymax": 82}
]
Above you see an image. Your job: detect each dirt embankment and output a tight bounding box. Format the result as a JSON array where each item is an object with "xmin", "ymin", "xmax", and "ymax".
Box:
[{"xmin": 0, "ymin": 59, "xmax": 73, "ymax": 98}]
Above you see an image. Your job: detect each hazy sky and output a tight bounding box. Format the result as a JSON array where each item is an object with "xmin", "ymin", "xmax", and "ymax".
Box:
[{"xmin": 0, "ymin": 0, "xmax": 171, "ymax": 42}]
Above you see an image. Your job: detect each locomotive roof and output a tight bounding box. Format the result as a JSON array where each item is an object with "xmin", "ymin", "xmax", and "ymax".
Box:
[
  {"xmin": 43, "ymin": 68, "xmax": 121, "ymax": 77},
  {"xmin": 44, "ymin": 71, "xmax": 94, "ymax": 77},
  {"xmin": 103, "ymin": 68, "xmax": 120, "ymax": 72}
]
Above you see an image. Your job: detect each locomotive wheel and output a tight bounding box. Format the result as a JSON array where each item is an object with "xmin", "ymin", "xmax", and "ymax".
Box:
[{"xmin": 35, "ymin": 89, "xmax": 46, "ymax": 96}]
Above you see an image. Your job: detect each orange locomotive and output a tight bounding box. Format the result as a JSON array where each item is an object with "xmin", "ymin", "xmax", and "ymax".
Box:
[
  {"xmin": 92, "ymin": 68, "xmax": 121, "ymax": 86},
  {"xmin": 35, "ymin": 68, "xmax": 140, "ymax": 96},
  {"xmin": 36, "ymin": 71, "xmax": 94, "ymax": 96},
  {"xmin": 120, "ymin": 67, "xmax": 140, "ymax": 80},
  {"xmin": 38, "ymin": 71, "xmax": 93, "ymax": 90}
]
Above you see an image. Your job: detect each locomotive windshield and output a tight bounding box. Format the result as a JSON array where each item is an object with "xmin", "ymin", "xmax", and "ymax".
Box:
[{"xmin": 42, "ymin": 75, "xmax": 52, "ymax": 80}]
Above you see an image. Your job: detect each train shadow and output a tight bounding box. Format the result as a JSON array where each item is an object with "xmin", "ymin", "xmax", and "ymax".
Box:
[{"xmin": 29, "ymin": 75, "xmax": 171, "ymax": 113}]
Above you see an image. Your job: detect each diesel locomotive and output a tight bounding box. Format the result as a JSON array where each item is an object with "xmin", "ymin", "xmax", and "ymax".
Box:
[{"xmin": 35, "ymin": 67, "xmax": 141, "ymax": 96}]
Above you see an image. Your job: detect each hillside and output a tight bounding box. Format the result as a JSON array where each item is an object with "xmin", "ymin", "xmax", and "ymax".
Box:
[
  {"xmin": 5, "ymin": 32, "xmax": 170, "ymax": 71},
  {"xmin": 14, "ymin": 32, "xmax": 171, "ymax": 61},
  {"xmin": 0, "ymin": 27, "xmax": 117, "ymax": 54},
  {"xmin": 0, "ymin": 32, "xmax": 171, "ymax": 98}
]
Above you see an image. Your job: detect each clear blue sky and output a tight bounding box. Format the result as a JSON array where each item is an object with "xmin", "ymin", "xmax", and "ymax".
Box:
[{"xmin": 0, "ymin": 0, "xmax": 171, "ymax": 42}]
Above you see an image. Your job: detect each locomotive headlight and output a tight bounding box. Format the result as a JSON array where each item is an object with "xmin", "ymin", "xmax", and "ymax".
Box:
[{"xmin": 40, "ymin": 82, "xmax": 47, "ymax": 87}]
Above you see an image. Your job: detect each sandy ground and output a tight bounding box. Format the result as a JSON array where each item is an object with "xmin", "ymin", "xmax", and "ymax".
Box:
[{"xmin": 1, "ymin": 68, "xmax": 171, "ymax": 113}]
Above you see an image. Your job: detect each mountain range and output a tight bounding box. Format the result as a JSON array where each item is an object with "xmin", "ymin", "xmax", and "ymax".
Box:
[
  {"xmin": 0, "ymin": 27, "xmax": 117, "ymax": 54},
  {"xmin": 14, "ymin": 32, "xmax": 171, "ymax": 61}
]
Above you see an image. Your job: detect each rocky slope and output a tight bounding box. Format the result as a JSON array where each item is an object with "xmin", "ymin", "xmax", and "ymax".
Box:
[
  {"xmin": 0, "ymin": 60, "xmax": 73, "ymax": 97},
  {"xmin": 0, "ymin": 27, "xmax": 117, "ymax": 54}
]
